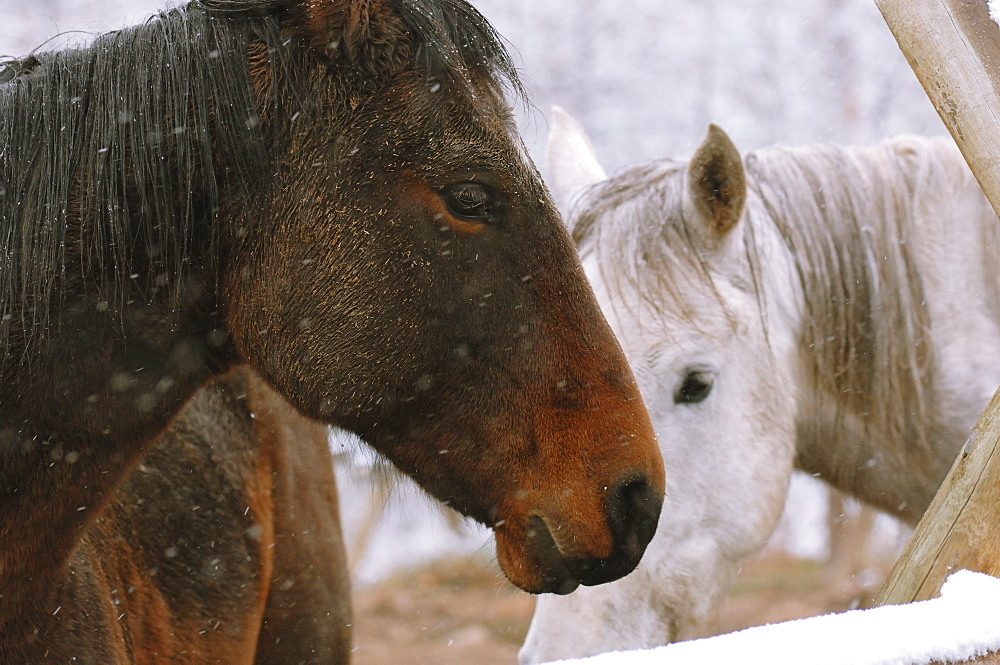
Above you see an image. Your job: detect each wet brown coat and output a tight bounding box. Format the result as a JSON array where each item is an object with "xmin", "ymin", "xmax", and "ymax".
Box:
[
  {"xmin": 3, "ymin": 368, "xmax": 350, "ymax": 664},
  {"xmin": 0, "ymin": 0, "xmax": 663, "ymax": 661}
]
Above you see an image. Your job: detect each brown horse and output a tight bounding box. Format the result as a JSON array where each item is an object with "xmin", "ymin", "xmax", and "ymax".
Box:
[
  {"xmin": 33, "ymin": 367, "xmax": 353, "ymax": 663},
  {"xmin": 0, "ymin": 0, "xmax": 664, "ymax": 662}
]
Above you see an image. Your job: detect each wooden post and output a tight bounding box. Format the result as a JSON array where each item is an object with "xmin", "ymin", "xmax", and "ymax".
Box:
[
  {"xmin": 875, "ymin": 0, "xmax": 1000, "ymax": 220},
  {"xmin": 874, "ymin": 390, "xmax": 1000, "ymax": 664},
  {"xmin": 875, "ymin": 390, "xmax": 1000, "ymax": 605},
  {"xmin": 867, "ymin": 3, "xmax": 1000, "ymax": 660}
]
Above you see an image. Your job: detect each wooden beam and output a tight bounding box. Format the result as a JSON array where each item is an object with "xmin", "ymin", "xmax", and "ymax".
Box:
[
  {"xmin": 873, "ymin": 390, "xmax": 1000, "ymax": 665},
  {"xmin": 875, "ymin": 0, "xmax": 1000, "ymax": 219},
  {"xmin": 876, "ymin": 390, "xmax": 1000, "ymax": 605},
  {"xmin": 871, "ymin": 3, "xmax": 1000, "ymax": 660}
]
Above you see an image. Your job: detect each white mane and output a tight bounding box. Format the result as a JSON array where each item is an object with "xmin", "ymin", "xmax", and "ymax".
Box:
[
  {"xmin": 570, "ymin": 136, "xmax": 997, "ymax": 508},
  {"xmin": 522, "ymin": 119, "xmax": 1000, "ymax": 664}
]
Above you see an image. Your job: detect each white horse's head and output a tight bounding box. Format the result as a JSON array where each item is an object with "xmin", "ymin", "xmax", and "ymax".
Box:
[{"xmin": 520, "ymin": 109, "xmax": 802, "ymax": 662}]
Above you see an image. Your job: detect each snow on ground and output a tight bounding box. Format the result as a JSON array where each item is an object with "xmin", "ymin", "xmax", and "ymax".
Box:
[
  {"xmin": 551, "ymin": 571, "xmax": 1000, "ymax": 665},
  {"xmin": 767, "ymin": 472, "xmax": 908, "ymax": 564}
]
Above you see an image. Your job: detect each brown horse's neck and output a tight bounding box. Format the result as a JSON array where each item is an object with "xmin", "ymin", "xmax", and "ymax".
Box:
[
  {"xmin": 0, "ymin": 268, "xmax": 239, "ymax": 614},
  {"xmin": 0, "ymin": 13, "xmax": 333, "ymax": 621}
]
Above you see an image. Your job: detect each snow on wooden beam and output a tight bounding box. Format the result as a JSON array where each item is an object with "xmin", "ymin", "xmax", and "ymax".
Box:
[
  {"xmin": 550, "ymin": 571, "xmax": 1000, "ymax": 665},
  {"xmin": 871, "ymin": 389, "xmax": 1000, "ymax": 665}
]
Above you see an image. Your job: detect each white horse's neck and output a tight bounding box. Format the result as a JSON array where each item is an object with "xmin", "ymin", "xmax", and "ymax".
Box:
[{"xmin": 746, "ymin": 138, "xmax": 1000, "ymax": 523}]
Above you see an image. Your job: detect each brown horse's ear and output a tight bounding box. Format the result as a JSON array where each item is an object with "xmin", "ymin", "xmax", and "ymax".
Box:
[
  {"xmin": 686, "ymin": 124, "xmax": 746, "ymax": 241},
  {"xmin": 297, "ymin": 0, "xmax": 413, "ymax": 77}
]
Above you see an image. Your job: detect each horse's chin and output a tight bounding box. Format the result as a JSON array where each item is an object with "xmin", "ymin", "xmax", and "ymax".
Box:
[
  {"xmin": 495, "ymin": 516, "xmax": 581, "ymax": 594},
  {"xmin": 494, "ymin": 517, "xmax": 580, "ymax": 595}
]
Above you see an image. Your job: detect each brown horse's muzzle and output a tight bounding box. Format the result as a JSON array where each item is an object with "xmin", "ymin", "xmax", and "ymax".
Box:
[{"xmin": 494, "ymin": 466, "xmax": 664, "ymax": 595}]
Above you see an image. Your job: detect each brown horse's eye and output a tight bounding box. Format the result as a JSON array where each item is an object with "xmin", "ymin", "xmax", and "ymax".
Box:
[
  {"xmin": 443, "ymin": 182, "xmax": 492, "ymax": 222},
  {"xmin": 674, "ymin": 369, "xmax": 714, "ymax": 405}
]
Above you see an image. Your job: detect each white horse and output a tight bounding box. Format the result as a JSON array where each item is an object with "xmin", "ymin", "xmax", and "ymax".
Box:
[{"xmin": 519, "ymin": 108, "xmax": 1000, "ymax": 663}]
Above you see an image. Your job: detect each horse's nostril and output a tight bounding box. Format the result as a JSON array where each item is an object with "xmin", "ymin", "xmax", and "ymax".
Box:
[
  {"xmin": 605, "ymin": 474, "xmax": 662, "ymax": 562},
  {"xmin": 534, "ymin": 474, "xmax": 662, "ymax": 589},
  {"xmin": 564, "ymin": 473, "xmax": 662, "ymax": 587}
]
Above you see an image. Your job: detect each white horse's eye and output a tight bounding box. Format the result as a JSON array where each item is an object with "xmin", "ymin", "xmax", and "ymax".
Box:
[{"xmin": 674, "ymin": 369, "xmax": 714, "ymax": 404}]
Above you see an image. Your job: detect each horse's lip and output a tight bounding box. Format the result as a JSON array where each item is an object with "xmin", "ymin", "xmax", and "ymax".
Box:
[
  {"xmin": 524, "ymin": 515, "xmax": 581, "ymax": 595},
  {"xmin": 528, "ymin": 506, "xmax": 652, "ymax": 588}
]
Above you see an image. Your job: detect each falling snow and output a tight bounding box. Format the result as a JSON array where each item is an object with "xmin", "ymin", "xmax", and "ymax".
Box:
[{"xmin": 0, "ymin": 2, "xmax": 986, "ymax": 662}]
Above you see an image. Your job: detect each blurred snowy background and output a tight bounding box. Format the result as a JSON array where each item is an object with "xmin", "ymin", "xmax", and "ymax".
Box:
[
  {"xmin": 0, "ymin": 0, "xmax": 946, "ymax": 169},
  {"xmin": 0, "ymin": 0, "xmax": 936, "ymax": 586}
]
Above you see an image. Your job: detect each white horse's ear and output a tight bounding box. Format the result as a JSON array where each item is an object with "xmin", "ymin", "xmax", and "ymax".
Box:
[
  {"xmin": 686, "ymin": 124, "xmax": 746, "ymax": 242},
  {"xmin": 546, "ymin": 106, "xmax": 608, "ymax": 215}
]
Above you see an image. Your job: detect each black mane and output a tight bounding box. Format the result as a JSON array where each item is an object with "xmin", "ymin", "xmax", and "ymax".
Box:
[
  {"xmin": 391, "ymin": 0, "xmax": 526, "ymax": 100},
  {"xmin": 0, "ymin": 4, "xmax": 274, "ymax": 353},
  {"xmin": 198, "ymin": 0, "xmax": 525, "ymax": 100},
  {"xmin": 0, "ymin": 0, "xmax": 523, "ymax": 355}
]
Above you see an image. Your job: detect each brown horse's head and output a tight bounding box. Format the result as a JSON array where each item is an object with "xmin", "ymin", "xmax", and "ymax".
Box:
[{"xmin": 224, "ymin": 0, "xmax": 664, "ymax": 593}]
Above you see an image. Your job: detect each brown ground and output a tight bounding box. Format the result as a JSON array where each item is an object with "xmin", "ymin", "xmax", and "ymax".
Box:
[{"xmin": 349, "ymin": 552, "xmax": 883, "ymax": 665}]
